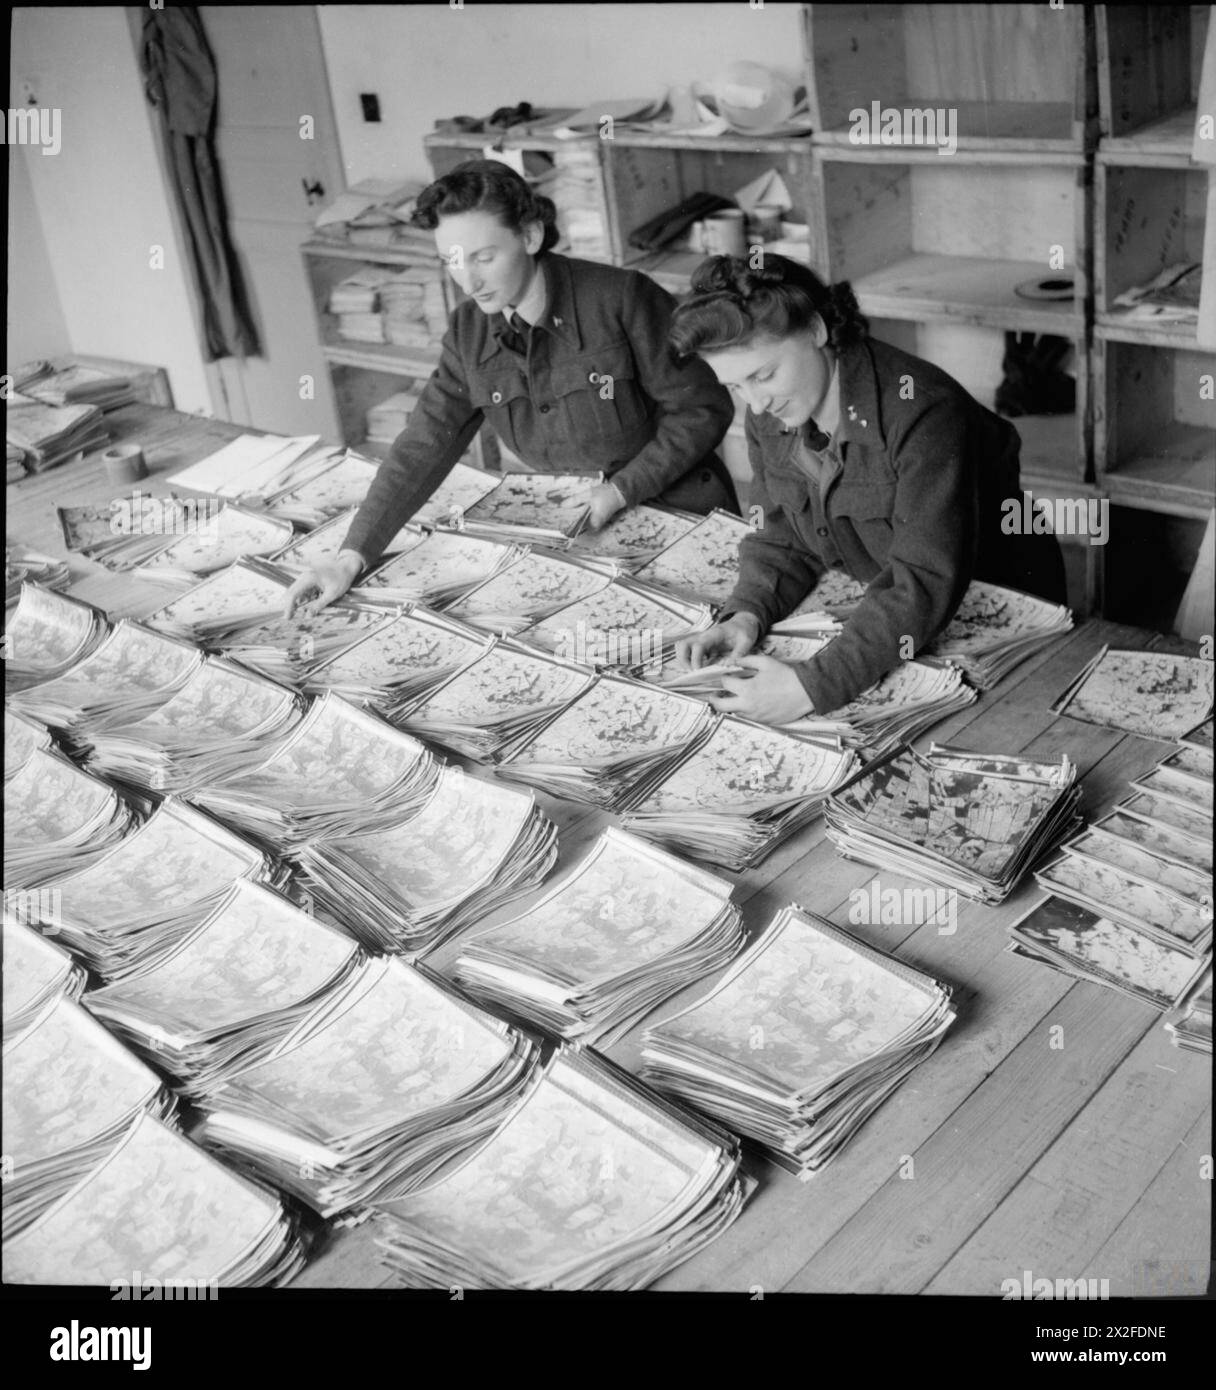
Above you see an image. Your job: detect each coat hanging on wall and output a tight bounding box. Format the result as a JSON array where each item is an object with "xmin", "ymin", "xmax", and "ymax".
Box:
[{"xmin": 140, "ymin": 5, "xmax": 260, "ymax": 362}]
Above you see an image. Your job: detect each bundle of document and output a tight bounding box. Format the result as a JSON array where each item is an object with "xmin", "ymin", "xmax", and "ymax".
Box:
[
  {"xmin": 194, "ymin": 956, "xmax": 542, "ymax": 1217},
  {"xmin": 454, "ymin": 827, "xmax": 744, "ymax": 1047},
  {"xmin": 166, "ymin": 432, "xmax": 336, "ymax": 501},
  {"xmin": 56, "ymin": 493, "xmax": 199, "ymax": 571},
  {"xmin": 306, "ymin": 607, "xmax": 492, "ymax": 714},
  {"xmin": 2, "ymin": 917, "xmax": 86, "ymax": 1040},
  {"xmin": 365, "ymin": 386, "xmax": 424, "ymax": 446},
  {"xmin": 446, "ymin": 548, "xmax": 616, "ymax": 634},
  {"xmin": 633, "ymin": 507, "xmax": 750, "ymax": 606},
  {"xmin": 34, "ymin": 799, "xmax": 287, "ymax": 979},
  {"xmin": 297, "ymin": 766, "xmax": 558, "ymax": 955},
  {"xmin": 454, "ymin": 472, "xmax": 600, "ymax": 545},
  {"xmin": 7, "ymin": 619, "xmax": 202, "ymax": 740},
  {"xmin": 395, "ymin": 638, "xmax": 595, "ymax": 761},
  {"xmin": 360, "ymin": 528, "xmax": 524, "ymax": 607},
  {"xmin": 2, "ymin": 997, "xmax": 174, "ymax": 1234},
  {"xmin": 624, "ymin": 717, "xmax": 858, "ymax": 870},
  {"xmin": 641, "ymin": 904, "xmax": 956, "ymax": 1176},
  {"xmin": 4, "ymin": 707, "xmax": 53, "ymax": 779},
  {"xmin": 1051, "ymin": 645, "xmax": 1214, "ymax": 741},
  {"xmin": 407, "ymin": 461, "xmax": 503, "ymax": 526},
  {"xmin": 264, "ymin": 450, "xmax": 382, "ymax": 528},
  {"xmin": 218, "ymin": 595, "xmax": 399, "ymax": 688},
  {"xmin": 5, "ymin": 392, "xmax": 108, "ymax": 473},
  {"xmin": 920, "ymin": 581, "xmax": 1073, "ymax": 688},
  {"xmin": 273, "ymin": 507, "xmax": 415, "ymax": 572},
  {"xmin": 83, "ymin": 880, "xmax": 363, "ymax": 1091},
  {"xmin": 568, "ymin": 502, "xmax": 699, "ymax": 570},
  {"xmin": 547, "ymin": 142, "xmax": 613, "ymax": 260},
  {"xmin": 141, "ymin": 556, "xmax": 301, "ymax": 645},
  {"xmin": 4, "ymin": 583, "xmax": 109, "ymax": 692},
  {"xmin": 826, "ymin": 743, "xmax": 1082, "ymax": 903},
  {"xmin": 1165, "ymin": 969, "xmax": 1212, "ymax": 1053},
  {"xmin": 5, "ymin": 541, "xmax": 71, "ymax": 603},
  {"xmin": 4, "ymin": 748, "xmax": 139, "ymax": 887},
  {"xmin": 189, "ymin": 692, "xmax": 438, "ymax": 851},
  {"xmin": 328, "ymin": 265, "xmax": 402, "ymax": 315},
  {"xmin": 380, "ymin": 268, "xmax": 447, "ymax": 343},
  {"xmin": 135, "ymin": 506, "xmax": 295, "ymax": 584},
  {"xmin": 3, "ymin": 1112, "xmax": 306, "ymax": 1287},
  {"xmin": 21, "ymin": 362, "xmax": 137, "ymax": 411},
  {"xmin": 375, "ymin": 1047, "xmax": 749, "ymax": 1291},
  {"xmin": 497, "ymin": 674, "xmax": 717, "ymax": 811},
  {"xmin": 85, "ymin": 656, "xmax": 306, "ymax": 794}
]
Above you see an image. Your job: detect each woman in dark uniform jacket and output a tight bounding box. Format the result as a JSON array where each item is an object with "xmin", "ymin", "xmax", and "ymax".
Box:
[
  {"xmin": 285, "ymin": 160, "xmax": 737, "ymax": 614},
  {"xmin": 673, "ymin": 254, "xmax": 1067, "ymax": 724}
]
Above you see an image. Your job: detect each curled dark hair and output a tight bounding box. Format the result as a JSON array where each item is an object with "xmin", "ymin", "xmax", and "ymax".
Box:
[
  {"xmin": 412, "ymin": 159, "xmax": 560, "ymax": 253},
  {"xmin": 669, "ymin": 253, "xmax": 868, "ymax": 358}
]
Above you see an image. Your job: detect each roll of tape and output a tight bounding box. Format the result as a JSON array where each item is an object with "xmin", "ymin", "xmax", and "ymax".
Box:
[{"xmin": 102, "ymin": 443, "xmax": 148, "ymax": 483}]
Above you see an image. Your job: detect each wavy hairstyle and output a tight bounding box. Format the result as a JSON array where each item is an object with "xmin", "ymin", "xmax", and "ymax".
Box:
[
  {"xmin": 669, "ymin": 253, "xmax": 868, "ymax": 358},
  {"xmin": 412, "ymin": 159, "xmax": 560, "ymax": 252}
]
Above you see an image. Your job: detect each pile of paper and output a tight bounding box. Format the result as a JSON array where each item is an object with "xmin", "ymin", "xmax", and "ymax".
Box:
[
  {"xmin": 141, "ymin": 557, "xmax": 301, "ymax": 645},
  {"xmin": 454, "ymin": 827, "xmax": 744, "ymax": 1046},
  {"xmin": 2, "ymin": 997, "xmax": 174, "ymax": 1234},
  {"xmin": 2, "ymin": 917, "xmax": 86, "ymax": 1039},
  {"xmin": 365, "ymin": 386, "xmax": 424, "ymax": 446},
  {"xmin": 3, "ymin": 1112, "xmax": 306, "ymax": 1287},
  {"xmin": 624, "ymin": 717, "xmax": 858, "ymax": 870},
  {"xmin": 23, "ymin": 363, "xmax": 137, "ymax": 411},
  {"xmin": 189, "ymin": 692, "xmax": 438, "ymax": 851},
  {"xmin": 1051, "ymin": 645, "xmax": 1214, "ymax": 741},
  {"xmin": 641, "ymin": 904, "xmax": 956, "ymax": 1176},
  {"xmin": 34, "ymin": 799, "xmax": 287, "ymax": 979},
  {"xmin": 380, "ymin": 269, "xmax": 447, "ymax": 345},
  {"xmin": 5, "ymin": 392, "xmax": 108, "ymax": 473},
  {"xmin": 375, "ymin": 1047, "xmax": 749, "ymax": 1291},
  {"xmin": 455, "ymin": 472, "xmax": 600, "ymax": 545},
  {"xmin": 136, "ymin": 506, "xmax": 295, "ymax": 584},
  {"xmin": 298, "ymin": 766, "xmax": 558, "ymax": 955},
  {"xmin": 396, "ymin": 638, "xmax": 594, "ymax": 761},
  {"xmin": 4, "ymin": 748, "xmax": 139, "ymax": 887},
  {"xmin": 194, "ymin": 956, "xmax": 542, "ymax": 1217},
  {"xmin": 217, "ymin": 595, "xmax": 399, "ymax": 688},
  {"xmin": 85, "ymin": 657, "xmax": 306, "ymax": 794},
  {"xmin": 547, "ymin": 143, "xmax": 613, "ymax": 260},
  {"xmin": 328, "ymin": 266, "xmax": 402, "ymax": 338},
  {"xmin": 4, "ymin": 583, "xmax": 109, "ymax": 692},
  {"xmin": 7, "ymin": 619, "xmax": 202, "ymax": 740},
  {"xmin": 919, "ymin": 581, "xmax": 1073, "ymax": 688},
  {"xmin": 497, "ymin": 674, "xmax": 717, "ymax": 811},
  {"xmin": 407, "ymin": 461, "xmax": 502, "ymax": 527},
  {"xmin": 166, "ymin": 432, "xmax": 331, "ymax": 501},
  {"xmin": 826, "ymin": 743, "xmax": 1082, "ymax": 903},
  {"xmin": 568, "ymin": 502, "xmax": 699, "ymax": 571},
  {"xmin": 83, "ymin": 880, "xmax": 362, "ymax": 1091},
  {"xmin": 359, "ymin": 529, "xmax": 524, "ymax": 607},
  {"xmin": 633, "ymin": 508, "xmax": 750, "ymax": 606},
  {"xmin": 306, "ymin": 607, "xmax": 492, "ymax": 715},
  {"xmin": 4, "ymin": 707, "xmax": 52, "ymax": 778},
  {"xmin": 264, "ymin": 450, "xmax": 382, "ymax": 528},
  {"xmin": 273, "ymin": 509, "xmax": 423, "ymax": 572},
  {"xmin": 56, "ymin": 494, "xmax": 193, "ymax": 571},
  {"xmin": 446, "ymin": 548, "xmax": 616, "ymax": 634},
  {"xmin": 5, "ymin": 541, "xmax": 71, "ymax": 603},
  {"xmin": 1165, "ymin": 969, "xmax": 1212, "ymax": 1052}
]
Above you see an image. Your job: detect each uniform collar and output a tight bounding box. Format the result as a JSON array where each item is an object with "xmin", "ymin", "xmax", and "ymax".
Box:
[
  {"xmin": 479, "ymin": 252, "xmax": 581, "ymax": 363},
  {"xmin": 749, "ymin": 339, "xmax": 882, "ymax": 446}
]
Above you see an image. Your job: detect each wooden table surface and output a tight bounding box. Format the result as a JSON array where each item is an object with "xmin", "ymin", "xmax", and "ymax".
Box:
[{"xmin": 7, "ymin": 405, "xmax": 1211, "ymax": 1296}]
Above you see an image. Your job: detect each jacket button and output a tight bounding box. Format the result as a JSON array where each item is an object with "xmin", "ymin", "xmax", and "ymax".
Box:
[
  {"xmin": 817, "ymin": 526, "xmax": 829, "ymax": 537},
  {"xmin": 540, "ymin": 403, "xmax": 551, "ymax": 413},
  {"xmin": 588, "ymin": 371, "xmax": 600, "ymax": 384},
  {"xmin": 491, "ymin": 391, "xmax": 503, "ymax": 405}
]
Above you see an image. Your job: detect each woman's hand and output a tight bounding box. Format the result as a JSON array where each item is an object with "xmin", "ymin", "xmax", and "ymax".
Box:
[
  {"xmin": 586, "ymin": 481, "xmax": 627, "ymax": 531},
  {"xmin": 675, "ymin": 612, "xmax": 761, "ymax": 670},
  {"xmin": 708, "ymin": 653, "xmax": 815, "ymax": 724},
  {"xmin": 283, "ymin": 550, "xmax": 363, "ymax": 618}
]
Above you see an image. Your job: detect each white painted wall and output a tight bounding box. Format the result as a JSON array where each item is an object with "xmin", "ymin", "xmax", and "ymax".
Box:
[
  {"xmin": 317, "ymin": 2, "xmax": 805, "ymax": 184},
  {"xmin": 7, "ymin": 145, "xmax": 70, "ymax": 365},
  {"xmin": 10, "ymin": 6, "xmax": 213, "ymax": 411}
]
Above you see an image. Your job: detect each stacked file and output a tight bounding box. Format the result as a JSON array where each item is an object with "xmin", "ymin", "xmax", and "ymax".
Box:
[
  {"xmin": 297, "ymin": 765, "xmax": 558, "ymax": 955},
  {"xmin": 194, "ymin": 956, "xmax": 542, "ymax": 1217},
  {"xmin": 497, "ymin": 674, "xmax": 717, "ymax": 811},
  {"xmin": 34, "ymin": 799, "xmax": 287, "ymax": 979},
  {"xmin": 85, "ymin": 656, "xmax": 306, "ymax": 794},
  {"xmin": 3, "ymin": 997, "xmax": 174, "ymax": 1234},
  {"xmin": 4, "ymin": 748, "xmax": 139, "ymax": 887},
  {"xmin": 548, "ymin": 142, "xmax": 613, "ymax": 258},
  {"xmin": 408, "ymin": 461, "xmax": 502, "ymax": 527},
  {"xmin": 826, "ymin": 743, "xmax": 1082, "ymax": 903},
  {"xmin": 446, "ymin": 548, "xmax": 616, "ymax": 634},
  {"xmin": 83, "ymin": 880, "xmax": 363, "ymax": 1091},
  {"xmin": 265, "ymin": 450, "xmax": 382, "ymax": 527},
  {"xmin": 360, "ymin": 528, "xmax": 523, "ymax": 606},
  {"xmin": 5, "ymin": 392, "xmax": 108, "ymax": 472},
  {"xmin": 4, "ymin": 583, "xmax": 109, "ymax": 692},
  {"xmin": 273, "ymin": 509, "xmax": 423, "ymax": 572},
  {"xmin": 920, "ymin": 581, "xmax": 1073, "ymax": 688},
  {"xmin": 7, "ymin": 619, "xmax": 202, "ymax": 741},
  {"xmin": 365, "ymin": 386, "xmax": 424, "ymax": 446},
  {"xmin": 23, "ymin": 363, "xmax": 137, "ymax": 411},
  {"xmin": 141, "ymin": 556, "xmax": 302, "ymax": 645},
  {"xmin": 306, "ymin": 607, "xmax": 492, "ymax": 715},
  {"xmin": 454, "ymin": 827, "xmax": 744, "ymax": 1047},
  {"xmin": 5, "ymin": 541, "xmax": 71, "ymax": 603},
  {"xmin": 1051, "ymin": 645, "xmax": 1214, "ymax": 741},
  {"xmin": 4, "ymin": 707, "xmax": 53, "ymax": 779},
  {"xmin": 454, "ymin": 472, "xmax": 600, "ymax": 545},
  {"xmin": 640, "ymin": 904, "xmax": 956, "ymax": 1177},
  {"xmin": 2, "ymin": 916, "xmax": 86, "ymax": 1039},
  {"xmin": 136, "ymin": 506, "xmax": 295, "ymax": 584},
  {"xmin": 218, "ymin": 595, "xmax": 399, "ymax": 688},
  {"xmin": 375, "ymin": 1047, "xmax": 749, "ymax": 1291},
  {"xmin": 381, "ymin": 269, "xmax": 447, "ymax": 344},
  {"xmin": 1165, "ymin": 970, "xmax": 1212, "ymax": 1053},
  {"xmin": 784, "ymin": 568, "xmax": 867, "ymax": 620},
  {"xmin": 623, "ymin": 717, "xmax": 859, "ymax": 870},
  {"xmin": 329, "ymin": 265, "xmax": 400, "ymax": 315},
  {"xmin": 3, "ymin": 1112, "xmax": 306, "ymax": 1287},
  {"xmin": 189, "ymin": 692, "xmax": 438, "ymax": 851},
  {"xmin": 396, "ymin": 638, "xmax": 594, "ymax": 761},
  {"xmin": 56, "ymin": 494, "xmax": 191, "ymax": 571},
  {"xmin": 633, "ymin": 507, "xmax": 750, "ymax": 606},
  {"xmin": 568, "ymin": 502, "xmax": 699, "ymax": 571}
]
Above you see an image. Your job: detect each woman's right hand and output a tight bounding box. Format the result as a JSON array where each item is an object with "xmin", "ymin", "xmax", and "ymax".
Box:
[
  {"xmin": 675, "ymin": 611, "xmax": 762, "ymax": 670},
  {"xmin": 283, "ymin": 551, "xmax": 364, "ymax": 618}
]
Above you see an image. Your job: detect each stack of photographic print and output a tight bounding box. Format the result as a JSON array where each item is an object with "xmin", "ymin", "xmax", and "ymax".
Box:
[
  {"xmin": 215, "ymin": 594, "xmax": 400, "ymax": 688},
  {"xmin": 919, "ymin": 581, "xmax": 1073, "ymax": 688},
  {"xmin": 452, "ymin": 471, "xmax": 600, "ymax": 546},
  {"xmin": 640, "ymin": 904, "xmax": 955, "ymax": 1176},
  {"xmin": 453, "ymin": 827, "xmax": 744, "ymax": 1047},
  {"xmin": 4, "ymin": 583, "xmax": 109, "ymax": 692},
  {"xmin": 375, "ymin": 1047, "xmax": 749, "ymax": 1291},
  {"xmin": 825, "ymin": 743, "xmax": 1082, "ymax": 903},
  {"xmin": 2, "ymin": 916, "xmax": 86, "ymax": 1039},
  {"xmin": 5, "ymin": 541, "xmax": 71, "ymax": 602},
  {"xmin": 1165, "ymin": 969, "xmax": 1212, "ymax": 1053},
  {"xmin": 567, "ymin": 503, "xmax": 698, "ymax": 571},
  {"xmin": 194, "ymin": 956, "xmax": 541, "ymax": 1217},
  {"xmin": 1051, "ymin": 645, "xmax": 1213, "ymax": 740},
  {"xmin": 358, "ymin": 528, "xmax": 523, "ymax": 607},
  {"xmin": 445, "ymin": 548, "xmax": 616, "ymax": 635},
  {"xmin": 5, "ymin": 707, "xmax": 53, "ymax": 777},
  {"xmin": 263, "ymin": 449, "xmax": 382, "ymax": 527},
  {"xmin": 272, "ymin": 508, "xmax": 424, "ymax": 573},
  {"xmin": 632, "ymin": 508, "xmax": 751, "ymax": 606},
  {"xmin": 404, "ymin": 460, "xmax": 501, "ymax": 527},
  {"xmin": 135, "ymin": 505, "xmax": 295, "ymax": 584},
  {"xmin": 56, "ymin": 494, "xmax": 196, "ymax": 572}
]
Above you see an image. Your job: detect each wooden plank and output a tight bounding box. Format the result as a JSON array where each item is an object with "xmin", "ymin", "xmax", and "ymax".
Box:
[{"xmin": 1097, "ymin": 4, "xmax": 1193, "ymax": 142}]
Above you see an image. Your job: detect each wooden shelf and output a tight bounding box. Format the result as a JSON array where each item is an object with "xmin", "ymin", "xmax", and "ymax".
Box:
[
  {"xmin": 1097, "ymin": 106, "xmax": 1201, "ymax": 167},
  {"xmin": 320, "ymin": 341, "xmax": 440, "ymax": 379},
  {"xmin": 849, "ymin": 255, "xmax": 1083, "ymax": 332},
  {"xmin": 301, "ymin": 235, "xmax": 437, "ymax": 267},
  {"xmin": 610, "ymin": 129, "xmax": 814, "ymax": 155},
  {"xmin": 1095, "ymin": 316, "xmax": 1202, "ymax": 349},
  {"xmin": 813, "ymin": 100, "xmax": 1084, "ymax": 160},
  {"xmin": 1012, "ymin": 414, "xmax": 1088, "ymax": 487},
  {"xmin": 1103, "ymin": 423, "xmax": 1216, "ymax": 519}
]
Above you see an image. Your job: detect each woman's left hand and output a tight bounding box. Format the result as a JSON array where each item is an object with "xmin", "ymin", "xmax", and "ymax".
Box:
[
  {"xmin": 708, "ymin": 654, "xmax": 815, "ymax": 724},
  {"xmin": 586, "ymin": 482, "xmax": 627, "ymax": 530}
]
